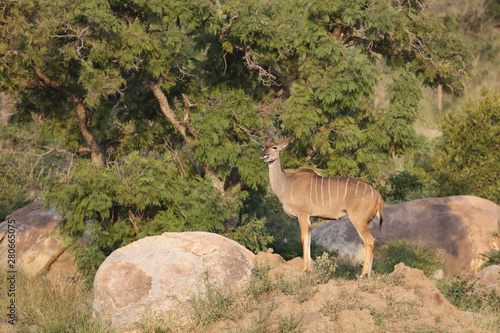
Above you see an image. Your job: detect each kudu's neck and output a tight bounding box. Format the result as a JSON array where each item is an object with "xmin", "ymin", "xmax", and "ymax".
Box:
[{"xmin": 268, "ymin": 155, "xmax": 291, "ymax": 200}]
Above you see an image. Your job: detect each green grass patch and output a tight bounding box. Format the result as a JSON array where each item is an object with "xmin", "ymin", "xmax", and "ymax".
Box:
[{"xmin": 373, "ymin": 239, "xmax": 443, "ymax": 276}]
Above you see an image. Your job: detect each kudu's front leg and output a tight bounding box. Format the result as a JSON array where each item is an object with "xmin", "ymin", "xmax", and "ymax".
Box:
[{"xmin": 298, "ymin": 213, "xmax": 312, "ymax": 272}]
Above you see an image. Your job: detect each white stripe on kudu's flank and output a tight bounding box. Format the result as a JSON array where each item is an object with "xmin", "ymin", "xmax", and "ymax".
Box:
[
  {"xmin": 328, "ymin": 177, "xmax": 332, "ymax": 206},
  {"xmin": 309, "ymin": 176, "xmax": 313, "ymax": 207},
  {"xmin": 355, "ymin": 180, "xmax": 360, "ymax": 197},
  {"xmin": 344, "ymin": 178, "xmax": 350, "ymax": 201},
  {"xmin": 315, "ymin": 175, "xmax": 319, "ymax": 204},
  {"xmin": 363, "ymin": 183, "xmax": 367, "ymax": 199},
  {"xmin": 321, "ymin": 176, "xmax": 324, "ymax": 205},
  {"xmin": 371, "ymin": 186, "xmax": 373, "ymax": 198},
  {"xmin": 337, "ymin": 178, "xmax": 339, "ymax": 202}
]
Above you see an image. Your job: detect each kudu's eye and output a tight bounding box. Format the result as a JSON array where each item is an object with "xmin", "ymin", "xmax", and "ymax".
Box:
[{"xmin": 272, "ymin": 146, "xmax": 277, "ymax": 150}]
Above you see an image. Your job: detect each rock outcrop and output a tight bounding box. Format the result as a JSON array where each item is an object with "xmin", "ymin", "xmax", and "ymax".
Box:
[
  {"xmin": 312, "ymin": 196, "xmax": 500, "ymax": 277},
  {"xmin": 0, "ymin": 201, "xmax": 77, "ymax": 280},
  {"xmin": 92, "ymin": 231, "xmax": 255, "ymax": 330},
  {"xmin": 474, "ymin": 265, "xmax": 500, "ymax": 291}
]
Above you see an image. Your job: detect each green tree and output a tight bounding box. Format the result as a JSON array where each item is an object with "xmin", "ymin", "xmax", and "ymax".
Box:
[
  {"xmin": 433, "ymin": 88, "xmax": 500, "ymax": 203},
  {"xmin": 221, "ymin": 0, "xmax": 471, "ymax": 178},
  {"xmin": 0, "ymin": 0, "xmax": 473, "ymax": 267}
]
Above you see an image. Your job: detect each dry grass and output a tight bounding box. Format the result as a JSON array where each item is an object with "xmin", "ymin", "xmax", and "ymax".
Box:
[{"xmin": 0, "ymin": 271, "xmax": 112, "ymax": 333}]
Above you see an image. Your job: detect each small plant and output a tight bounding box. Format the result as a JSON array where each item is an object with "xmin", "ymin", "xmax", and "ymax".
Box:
[
  {"xmin": 480, "ymin": 250, "xmax": 500, "ymax": 269},
  {"xmin": 277, "ymin": 272, "xmax": 316, "ymax": 303},
  {"xmin": 278, "ymin": 312, "xmax": 303, "ymax": 333},
  {"xmin": 139, "ymin": 311, "xmax": 180, "ymax": 333},
  {"xmin": 319, "ymin": 299, "xmax": 343, "ymax": 320},
  {"xmin": 190, "ymin": 286, "xmax": 236, "ymax": 327},
  {"xmin": 309, "ymin": 252, "xmax": 337, "ymax": 284},
  {"xmin": 374, "ymin": 312, "xmax": 386, "ymax": 330},
  {"xmin": 247, "ymin": 261, "xmax": 274, "ymax": 299},
  {"xmin": 276, "ymin": 253, "xmax": 337, "ymax": 303},
  {"xmin": 292, "ymin": 276, "xmax": 318, "ymax": 303},
  {"xmin": 374, "ymin": 239, "xmax": 443, "ymax": 276},
  {"xmin": 247, "ymin": 301, "xmax": 277, "ymax": 333},
  {"xmin": 480, "ymin": 224, "xmax": 500, "ymax": 269},
  {"xmin": 319, "ymin": 288, "xmax": 361, "ymax": 321}
]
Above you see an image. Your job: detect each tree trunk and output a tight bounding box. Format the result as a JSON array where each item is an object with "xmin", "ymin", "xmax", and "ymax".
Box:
[
  {"xmin": 34, "ymin": 67, "xmax": 105, "ymax": 168},
  {"xmin": 75, "ymin": 102, "xmax": 105, "ymax": 168}
]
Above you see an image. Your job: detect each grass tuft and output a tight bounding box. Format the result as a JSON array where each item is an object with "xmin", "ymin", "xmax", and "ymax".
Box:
[
  {"xmin": 247, "ymin": 261, "xmax": 274, "ymax": 299},
  {"xmin": 278, "ymin": 312, "xmax": 303, "ymax": 333}
]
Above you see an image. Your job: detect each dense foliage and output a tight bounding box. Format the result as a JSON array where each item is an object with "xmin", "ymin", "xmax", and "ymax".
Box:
[
  {"xmin": 0, "ymin": 0, "xmax": 473, "ymax": 268},
  {"xmin": 433, "ymin": 89, "xmax": 500, "ymax": 203}
]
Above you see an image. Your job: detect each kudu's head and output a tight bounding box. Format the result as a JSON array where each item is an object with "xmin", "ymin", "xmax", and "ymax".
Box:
[{"xmin": 260, "ymin": 137, "xmax": 292, "ymax": 163}]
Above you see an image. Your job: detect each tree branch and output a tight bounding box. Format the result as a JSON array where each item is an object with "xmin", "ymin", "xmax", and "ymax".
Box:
[
  {"xmin": 33, "ymin": 67, "xmax": 105, "ymax": 167},
  {"xmin": 146, "ymin": 78, "xmax": 191, "ymax": 143},
  {"xmin": 147, "ymin": 78, "xmax": 226, "ymax": 193}
]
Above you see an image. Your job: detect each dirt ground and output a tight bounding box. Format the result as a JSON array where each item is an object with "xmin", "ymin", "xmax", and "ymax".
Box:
[{"xmin": 209, "ymin": 252, "xmax": 489, "ymax": 333}]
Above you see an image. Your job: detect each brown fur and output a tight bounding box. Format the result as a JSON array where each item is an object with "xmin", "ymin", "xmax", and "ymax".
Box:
[{"xmin": 261, "ymin": 137, "xmax": 383, "ymax": 277}]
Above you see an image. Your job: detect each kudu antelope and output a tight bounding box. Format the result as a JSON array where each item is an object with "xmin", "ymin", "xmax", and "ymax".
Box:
[{"xmin": 261, "ymin": 137, "xmax": 383, "ymax": 277}]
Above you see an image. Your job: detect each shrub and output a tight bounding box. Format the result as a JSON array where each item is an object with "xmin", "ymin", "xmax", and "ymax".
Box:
[
  {"xmin": 432, "ymin": 88, "xmax": 500, "ymax": 204},
  {"xmin": 374, "ymin": 239, "xmax": 443, "ymax": 276},
  {"xmin": 386, "ymin": 171, "xmax": 423, "ymax": 202},
  {"xmin": 438, "ymin": 276, "xmax": 500, "ymax": 315},
  {"xmin": 45, "ymin": 152, "xmax": 273, "ymax": 272}
]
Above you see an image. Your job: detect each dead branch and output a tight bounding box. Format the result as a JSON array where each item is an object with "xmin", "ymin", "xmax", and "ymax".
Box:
[{"xmin": 243, "ymin": 46, "xmax": 278, "ymax": 87}]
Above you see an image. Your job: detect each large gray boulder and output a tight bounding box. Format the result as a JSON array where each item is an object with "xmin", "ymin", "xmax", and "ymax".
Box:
[
  {"xmin": 312, "ymin": 196, "xmax": 500, "ymax": 277},
  {"xmin": 92, "ymin": 231, "xmax": 255, "ymax": 331},
  {"xmin": 0, "ymin": 201, "xmax": 77, "ymax": 280}
]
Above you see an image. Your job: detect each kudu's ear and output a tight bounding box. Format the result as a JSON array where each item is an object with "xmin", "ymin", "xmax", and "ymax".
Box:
[
  {"xmin": 264, "ymin": 137, "xmax": 276, "ymax": 146},
  {"xmin": 279, "ymin": 136, "xmax": 292, "ymax": 149}
]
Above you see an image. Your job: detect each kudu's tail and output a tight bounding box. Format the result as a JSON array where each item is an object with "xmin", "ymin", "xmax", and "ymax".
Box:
[{"xmin": 377, "ymin": 197, "xmax": 384, "ymax": 230}]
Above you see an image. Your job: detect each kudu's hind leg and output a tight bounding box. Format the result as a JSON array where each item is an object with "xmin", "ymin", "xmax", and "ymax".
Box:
[
  {"xmin": 349, "ymin": 214, "xmax": 375, "ymax": 277},
  {"xmin": 298, "ymin": 213, "xmax": 312, "ymax": 272}
]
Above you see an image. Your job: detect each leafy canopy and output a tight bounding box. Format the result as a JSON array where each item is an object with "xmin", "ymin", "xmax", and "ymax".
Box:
[{"xmin": 0, "ymin": 0, "xmax": 472, "ymax": 268}]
